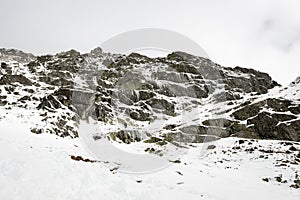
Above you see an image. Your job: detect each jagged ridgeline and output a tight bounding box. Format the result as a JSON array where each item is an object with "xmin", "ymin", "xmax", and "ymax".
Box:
[{"xmin": 0, "ymin": 48, "xmax": 299, "ymax": 143}]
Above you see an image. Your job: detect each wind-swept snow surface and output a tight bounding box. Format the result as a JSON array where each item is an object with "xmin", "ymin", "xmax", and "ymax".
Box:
[{"xmin": 0, "ymin": 110, "xmax": 299, "ymax": 200}]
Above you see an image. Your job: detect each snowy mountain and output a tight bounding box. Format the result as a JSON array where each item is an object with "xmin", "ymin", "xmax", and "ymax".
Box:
[
  {"xmin": 0, "ymin": 48, "xmax": 299, "ymax": 141},
  {"xmin": 0, "ymin": 48, "xmax": 299, "ymax": 199}
]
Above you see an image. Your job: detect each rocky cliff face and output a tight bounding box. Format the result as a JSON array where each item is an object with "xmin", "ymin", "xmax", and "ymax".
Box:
[{"xmin": 0, "ymin": 47, "xmax": 299, "ymax": 144}]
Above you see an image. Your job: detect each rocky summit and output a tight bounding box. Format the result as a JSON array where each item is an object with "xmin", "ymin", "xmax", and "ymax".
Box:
[{"xmin": 0, "ymin": 47, "xmax": 299, "ymax": 145}]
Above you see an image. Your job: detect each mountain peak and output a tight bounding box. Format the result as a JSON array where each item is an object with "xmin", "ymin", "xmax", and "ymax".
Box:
[
  {"xmin": 56, "ymin": 49, "xmax": 81, "ymax": 58},
  {"xmin": 0, "ymin": 48, "xmax": 35, "ymax": 63},
  {"xmin": 89, "ymin": 47, "xmax": 103, "ymax": 56}
]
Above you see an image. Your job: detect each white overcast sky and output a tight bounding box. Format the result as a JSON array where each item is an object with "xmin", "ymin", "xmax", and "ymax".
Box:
[{"xmin": 0, "ymin": 0, "xmax": 299, "ymax": 85}]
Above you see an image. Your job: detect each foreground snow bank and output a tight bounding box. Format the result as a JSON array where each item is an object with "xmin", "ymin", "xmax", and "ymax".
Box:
[{"xmin": 0, "ymin": 118, "xmax": 299, "ymax": 200}]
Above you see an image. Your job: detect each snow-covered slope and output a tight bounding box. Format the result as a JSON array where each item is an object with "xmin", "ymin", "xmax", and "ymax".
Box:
[
  {"xmin": 0, "ymin": 115, "xmax": 299, "ymax": 200},
  {"xmin": 0, "ymin": 48, "xmax": 299, "ymax": 199}
]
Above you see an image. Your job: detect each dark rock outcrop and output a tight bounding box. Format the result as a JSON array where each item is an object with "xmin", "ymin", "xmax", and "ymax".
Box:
[
  {"xmin": 230, "ymin": 98, "xmax": 300, "ymax": 141},
  {"xmin": 0, "ymin": 75, "xmax": 32, "ymax": 86}
]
